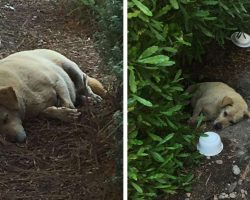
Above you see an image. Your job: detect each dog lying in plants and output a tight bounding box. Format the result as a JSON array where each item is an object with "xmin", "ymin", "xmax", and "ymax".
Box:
[
  {"xmin": 0, "ymin": 49, "xmax": 106, "ymax": 143},
  {"xmin": 187, "ymin": 82, "xmax": 250, "ymax": 130}
]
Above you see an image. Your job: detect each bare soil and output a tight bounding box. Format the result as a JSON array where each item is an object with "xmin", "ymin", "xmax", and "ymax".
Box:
[{"xmin": 0, "ymin": 0, "xmax": 122, "ymax": 199}]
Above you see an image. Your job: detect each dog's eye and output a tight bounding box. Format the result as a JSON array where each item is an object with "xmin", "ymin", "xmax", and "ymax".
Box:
[
  {"xmin": 224, "ymin": 111, "xmax": 228, "ymax": 117},
  {"xmin": 3, "ymin": 114, "xmax": 8, "ymax": 124}
]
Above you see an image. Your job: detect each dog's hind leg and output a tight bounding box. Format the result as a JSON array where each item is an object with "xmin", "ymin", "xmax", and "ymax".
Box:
[
  {"xmin": 54, "ymin": 78, "xmax": 75, "ymax": 108},
  {"xmin": 61, "ymin": 61, "xmax": 86, "ymax": 94},
  {"xmin": 188, "ymin": 99, "xmax": 207, "ymax": 124},
  {"xmin": 40, "ymin": 106, "xmax": 81, "ymax": 122},
  {"xmin": 61, "ymin": 62, "xmax": 102, "ymax": 103}
]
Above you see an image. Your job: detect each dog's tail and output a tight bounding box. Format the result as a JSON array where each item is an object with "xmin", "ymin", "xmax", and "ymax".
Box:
[{"xmin": 87, "ymin": 76, "xmax": 107, "ymax": 97}]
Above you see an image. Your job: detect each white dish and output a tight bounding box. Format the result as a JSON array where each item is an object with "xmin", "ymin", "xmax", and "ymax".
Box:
[
  {"xmin": 197, "ymin": 132, "xmax": 223, "ymax": 156},
  {"xmin": 231, "ymin": 32, "xmax": 250, "ymax": 48}
]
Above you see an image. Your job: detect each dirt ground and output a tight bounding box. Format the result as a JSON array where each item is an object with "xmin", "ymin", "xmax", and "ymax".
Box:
[
  {"xmin": 0, "ymin": 0, "xmax": 122, "ymax": 199},
  {"xmin": 169, "ymin": 42, "xmax": 250, "ymax": 200}
]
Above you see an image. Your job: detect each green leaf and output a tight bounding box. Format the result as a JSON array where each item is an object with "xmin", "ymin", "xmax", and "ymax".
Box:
[
  {"xmin": 173, "ymin": 69, "xmax": 182, "ymax": 82},
  {"xmin": 158, "ymin": 60, "xmax": 175, "ymax": 67},
  {"xmin": 166, "ymin": 143, "xmax": 182, "ymax": 150},
  {"xmin": 196, "ymin": 113, "xmax": 205, "ymax": 128},
  {"xmin": 133, "ymin": 95, "xmax": 153, "ymax": 107},
  {"xmin": 149, "ymin": 27, "xmax": 166, "ymax": 41},
  {"xmin": 202, "ymin": 0, "xmax": 218, "ymax": 5},
  {"xmin": 164, "ymin": 47, "xmax": 178, "ymax": 53},
  {"xmin": 161, "ymin": 105, "xmax": 182, "ymax": 116},
  {"xmin": 128, "ymin": 10, "xmax": 140, "ymax": 19},
  {"xmin": 154, "ymin": 184, "xmax": 173, "ymax": 189},
  {"xmin": 201, "ymin": 133, "xmax": 209, "ymax": 137},
  {"xmin": 198, "ymin": 25, "xmax": 214, "ymax": 38},
  {"xmin": 150, "ymin": 81, "xmax": 162, "ymax": 93},
  {"xmin": 170, "ymin": 0, "xmax": 179, "ymax": 9},
  {"xmin": 195, "ymin": 10, "xmax": 209, "ymax": 17},
  {"xmin": 148, "ymin": 173, "xmax": 165, "ymax": 180},
  {"xmin": 138, "ymin": 55, "xmax": 174, "ymax": 67},
  {"xmin": 171, "ymin": 86, "xmax": 184, "ymax": 91},
  {"xmin": 148, "ymin": 132, "xmax": 163, "ymax": 142},
  {"xmin": 160, "ymin": 153, "xmax": 173, "ymax": 167},
  {"xmin": 204, "ymin": 17, "xmax": 217, "ymax": 21},
  {"xmin": 183, "ymin": 135, "xmax": 194, "ymax": 143},
  {"xmin": 155, "ymin": 5, "xmax": 171, "ymax": 18},
  {"xmin": 132, "ymin": 0, "xmax": 153, "ymax": 16},
  {"xmin": 131, "ymin": 182, "xmax": 143, "ymax": 193},
  {"xmin": 166, "ymin": 118, "xmax": 178, "ymax": 130},
  {"xmin": 239, "ymin": 2, "xmax": 247, "ymax": 13},
  {"xmin": 137, "ymin": 147, "xmax": 148, "ymax": 156},
  {"xmin": 166, "ymin": 174, "xmax": 177, "ymax": 180},
  {"xmin": 158, "ymin": 133, "xmax": 175, "ymax": 146},
  {"xmin": 177, "ymin": 153, "xmax": 190, "ymax": 157},
  {"xmin": 129, "ymin": 171, "xmax": 138, "ymax": 180},
  {"xmin": 219, "ymin": 1, "xmax": 229, "ymax": 11},
  {"xmin": 151, "ymin": 152, "xmax": 165, "ymax": 162},
  {"xmin": 139, "ymin": 46, "xmax": 159, "ymax": 59},
  {"xmin": 129, "ymin": 69, "xmax": 137, "ymax": 93}
]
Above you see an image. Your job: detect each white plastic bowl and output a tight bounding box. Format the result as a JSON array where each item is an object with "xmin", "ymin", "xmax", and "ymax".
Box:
[
  {"xmin": 197, "ymin": 132, "xmax": 223, "ymax": 156},
  {"xmin": 231, "ymin": 32, "xmax": 250, "ymax": 48}
]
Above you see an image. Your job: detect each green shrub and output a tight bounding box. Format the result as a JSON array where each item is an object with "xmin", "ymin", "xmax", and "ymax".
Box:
[{"xmin": 128, "ymin": 0, "xmax": 250, "ymax": 199}]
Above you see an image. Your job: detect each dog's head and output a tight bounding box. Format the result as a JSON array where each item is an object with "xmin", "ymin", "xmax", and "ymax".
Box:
[
  {"xmin": 213, "ymin": 96, "xmax": 250, "ymax": 129},
  {"xmin": 0, "ymin": 86, "xmax": 26, "ymax": 143}
]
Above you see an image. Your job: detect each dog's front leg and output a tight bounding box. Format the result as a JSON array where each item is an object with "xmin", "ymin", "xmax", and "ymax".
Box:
[
  {"xmin": 188, "ymin": 100, "xmax": 205, "ymax": 125},
  {"xmin": 40, "ymin": 106, "xmax": 81, "ymax": 122}
]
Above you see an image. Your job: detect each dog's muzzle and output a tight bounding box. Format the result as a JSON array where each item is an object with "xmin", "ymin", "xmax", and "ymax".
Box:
[
  {"xmin": 6, "ymin": 131, "xmax": 27, "ymax": 143},
  {"xmin": 213, "ymin": 123, "xmax": 222, "ymax": 130},
  {"xmin": 16, "ymin": 131, "xmax": 27, "ymax": 143}
]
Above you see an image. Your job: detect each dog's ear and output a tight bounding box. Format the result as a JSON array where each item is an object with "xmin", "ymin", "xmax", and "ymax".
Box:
[
  {"xmin": 243, "ymin": 110, "xmax": 250, "ymax": 118},
  {"xmin": 221, "ymin": 96, "xmax": 233, "ymax": 108},
  {"xmin": 0, "ymin": 86, "xmax": 19, "ymax": 110}
]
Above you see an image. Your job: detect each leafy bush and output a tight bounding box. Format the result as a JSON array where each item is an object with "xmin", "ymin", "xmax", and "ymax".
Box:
[{"xmin": 128, "ymin": 0, "xmax": 250, "ymax": 199}]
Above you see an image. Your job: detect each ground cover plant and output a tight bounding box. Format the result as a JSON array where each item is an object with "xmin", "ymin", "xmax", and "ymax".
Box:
[{"xmin": 128, "ymin": 0, "xmax": 250, "ymax": 199}]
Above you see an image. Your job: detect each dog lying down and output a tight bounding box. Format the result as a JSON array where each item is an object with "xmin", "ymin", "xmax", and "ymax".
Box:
[
  {"xmin": 0, "ymin": 49, "xmax": 107, "ymax": 143},
  {"xmin": 187, "ymin": 82, "xmax": 250, "ymax": 130}
]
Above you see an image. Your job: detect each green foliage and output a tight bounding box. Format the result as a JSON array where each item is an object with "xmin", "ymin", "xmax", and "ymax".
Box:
[
  {"xmin": 73, "ymin": 0, "xmax": 123, "ymax": 78},
  {"xmin": 128, "ymin": 0, "xmax": 250, "ymax": 199}
]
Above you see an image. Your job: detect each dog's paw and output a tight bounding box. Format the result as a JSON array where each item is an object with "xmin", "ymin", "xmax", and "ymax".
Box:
[
  {"xmin": 79, "ymin": 94, "xmax": 102, "ymax": 105},
  {"xmin": 92, "ymin": 94, "xmax": 102, "ymax": 103},
  {"xmin": 57, "ymin": 107, "xmax": 81, "ymax": 122}
]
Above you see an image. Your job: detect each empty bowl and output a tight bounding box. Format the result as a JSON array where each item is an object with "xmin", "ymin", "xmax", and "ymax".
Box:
[
  {"xmin": 197, "ymin": 132, "xmax": 223, "ymax": 156},
  {"xmin": 231, "ymin": 32, "xmax": 250, "ymax": 48}
]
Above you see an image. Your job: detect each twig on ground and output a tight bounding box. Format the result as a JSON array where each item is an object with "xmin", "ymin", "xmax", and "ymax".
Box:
[
  {"xmin": 205, "ymin": 172, "xmax": 212, "ymax": 186},
  {"xmin": 238, "ymin": 163, "xmax": 250, "ymax": 185}
]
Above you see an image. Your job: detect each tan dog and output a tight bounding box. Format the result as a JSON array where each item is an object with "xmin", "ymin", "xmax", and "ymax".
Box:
[
  {"xmin": 187, "ymin": 82, "xmax": 250, "ymax": 129},
  {"xmin": 0, "ymin": 49, "xmax": 106, "ymax": 143}
]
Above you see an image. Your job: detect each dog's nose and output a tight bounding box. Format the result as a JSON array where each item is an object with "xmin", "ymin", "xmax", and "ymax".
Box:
[
  {"xmin": 16, "ymin": 132, "xmax": 27, "ymax": 143},
  {"xmin": 213, "ymin": 123, "xmax": 222, "ymax": 130}
]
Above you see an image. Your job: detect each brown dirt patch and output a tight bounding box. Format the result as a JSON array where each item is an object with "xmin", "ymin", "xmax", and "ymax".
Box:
[
  {"xmin": 168, "ymin": 138, "xmax": 250, "ymax": 200},
  {"xmin": 0, "ymin": 0, "xmax": 122, "ymax": 199}
]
